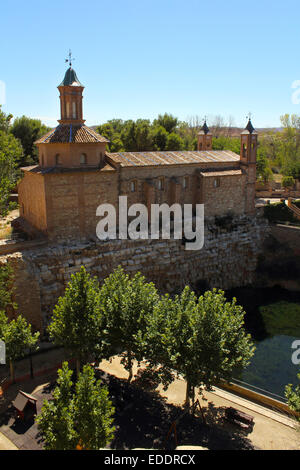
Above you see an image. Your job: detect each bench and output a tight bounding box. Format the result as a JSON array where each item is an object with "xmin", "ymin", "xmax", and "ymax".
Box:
[{"xmin": 224, "ymin": 407, "xmax": 254, "ymax": 431}]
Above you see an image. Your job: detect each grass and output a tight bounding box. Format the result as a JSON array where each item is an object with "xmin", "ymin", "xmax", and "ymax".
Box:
[{"xmin": 259, "ymin": 301, "xmax": 300, "ymax": 338}]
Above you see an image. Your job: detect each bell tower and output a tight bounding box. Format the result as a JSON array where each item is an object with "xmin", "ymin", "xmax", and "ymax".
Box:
[
  {"xmin": 57, "ymin": 52, "xmax": 85, "ymax": 125},
  {"xmin": 197, "ymin": 120, "xmax": 212, "ymax": 151},
  {"xmin": 240, "ymin": 118, "xmax": 257, "ymax": 214}
]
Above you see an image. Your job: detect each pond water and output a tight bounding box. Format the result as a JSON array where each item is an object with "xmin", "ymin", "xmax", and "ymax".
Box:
[{"xmin": 225, "ymin": 287, "xmax": 300, "ymax": 402}]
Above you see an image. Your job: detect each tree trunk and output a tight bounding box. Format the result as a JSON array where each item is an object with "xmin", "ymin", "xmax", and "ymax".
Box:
[
  {"xmin": 76, "ymin": 359, "xmax": 81, "ymax": 378},
  {"xmin": 10, "ymin": 360, "xmax": 15, "ymax": 383},
  {"xmin": 127, "ymin": 350, "xmax": 133, "ymax": 382},
  {"xmin": 185, "ymin": 380, "xmax": 191, "ymax": 410}
]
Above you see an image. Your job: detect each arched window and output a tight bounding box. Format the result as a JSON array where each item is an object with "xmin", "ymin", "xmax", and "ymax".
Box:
[
  {"xmin": 80, "ymin": 153, "xmax": 87, "ymax": 165},
  {"xmin": 158, "ymin": 178, "xmax": 164, "ymax": 190},
  {"xmin": 183, "ymin": 176, "xmax": 189, "ymax": 189},
  {"xmin": 130, "ymin": 181, "xmax": 136, "ymax": 192},
  {"xmin": 55, "ymin": 154, "xmax": 61, "ymax": 166},
  {"xmin": 72, "ymin": 102, "xmax": 76, "ymax": 119},
  {"xmin": 213, "ymin": 178, "xmax": 220, "ymax": 188}
]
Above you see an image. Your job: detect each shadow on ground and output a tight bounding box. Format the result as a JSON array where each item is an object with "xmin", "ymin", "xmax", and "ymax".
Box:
[
  {"xmin": 0, "ymin": 368, "xmax": 257, "ymax": 450},
  {"xmin": 96, "ymin": 370, "xmax": 257, "ymax": 450}
]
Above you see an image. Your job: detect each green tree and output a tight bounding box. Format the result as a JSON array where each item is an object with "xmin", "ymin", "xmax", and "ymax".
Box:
[
  {"xmin": 153, "ymin": 113, "xmax": 178, "ymax": 133},
  {"xmin": 74, "ymin": 364, "xmax": 115, "ymax": 449},
  {"xmin": 10, "ymin": 116, "xmax": 50, "ymax": 166},
  {"xmin": 150, "ymin": 125, "xmax": 168, "ymax": 150},
  {"xmin": 36, "ymin": 362, "xmax": 115, "ymax": 450},
  {"xmin": 48, "ymin": 266, "xmax": 103, "ymax": 375},
  {"xmin": 0, "ymin": 264, "xmax": 14, "ymax": 311},
  {"xmin": 36, "ymin": 361, "xmax": 76, "ymax": 450},
  {"xmin": 1, "ymin": 314, "xmax": 39, "ymax": 382},
  {"xmin": 134, "ymin": 119, "xmax": 153, "ymax": 151},
  {"xmin": 0, "ymin": 105, "xmax": 13, "ymax": 133},
  {"xmin": 146, "ymin": 287, "xmax": 255, "ymax": 409},
  {"xmin": 282, "ymin": 175, "xmax": 296, "ymax": 189},
  {"xmin": 120, "ymin": 120, "xmax": 137, "ymax": 151},
  {"xmin": 285, "ymin": 371, "xmax": 300, "ymax": 421},
  {"xmin": 99, "ymin": 266, "xmax": 159, "ymax": 381},
  {"xmin": 165, "ymin": 132, "xmax": 184, "ymax": 151},
  {"xmin": 0, "ymin": 131, "xmax": 23, "ymax": 216}
]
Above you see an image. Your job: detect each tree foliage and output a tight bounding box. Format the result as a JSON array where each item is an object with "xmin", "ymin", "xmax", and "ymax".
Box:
[
  {"xmin": 145, "ymin": 287, "xmax": 255, "ymax": 408},
  {"xmin": 0, "ymin": 130, "xmax": 23, "ymax": 216},
  {"xmin": 99, "ymin": 266, "xmax": 159, "ymax": 381},
  {"xmin": 10, "ymin": 116, "xmax": 50, "ymax": 166},
  {"xmin": 0, "ymin": 312, "xmax": 39, "ymax": 381},
  {"xmin": 36, "ymin": 362, "xmax": 115, "ymax": 450},
  {"xmin": 48, "ymin": 267, "xmax": 103, "ymax": 373},
  {"xmin": 285, "ymin": 371, "xmax": 300, "ymax": 420}
]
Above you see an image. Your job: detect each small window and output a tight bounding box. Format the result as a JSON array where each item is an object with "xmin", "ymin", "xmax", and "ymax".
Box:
[
  {"xmin": 213, "ymin": 178, "xmax": 220, "ymax": 188},
  {"xmin": 243, "ymin": 144, "xmax": 247, "ymax": 158},
  {"xmin": 80, "ymin": 153, "xmax": 87, "ymax": 165},
  {"xmin": 55, "ymin": 154, "xmax": 61, "ymax": 166},
  {"xmin": 183, "ymin": 176, "xmax": 189, "ymax": 189},
  {"xmin": 199, "ymin": 142, "xmax": 203, "ymax": 150},
  {"xmin": 158, "ymin": 178, "xmax": 164, "ymax": 190},
  {"xmin": 72, "ymin": 102, "xmax": 76, "ymax": 119},
  {"xmin": 130, "ymin": 181, "xmax": 136, "ymax": 192}
]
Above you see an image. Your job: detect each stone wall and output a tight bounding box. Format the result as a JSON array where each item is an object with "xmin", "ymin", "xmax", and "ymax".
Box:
[{"xmin": 0, "ymin": 214, "xmax": 268, "ymax": 333}]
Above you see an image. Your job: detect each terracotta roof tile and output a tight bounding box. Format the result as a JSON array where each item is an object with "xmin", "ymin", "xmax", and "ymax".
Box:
[
  {"xmin": 106, "ymin": 150, "xmax": 240, "ymax": 167},
  {"xmin": 35, "ymin": 124, "xmax": 109, "ymax": 144}
]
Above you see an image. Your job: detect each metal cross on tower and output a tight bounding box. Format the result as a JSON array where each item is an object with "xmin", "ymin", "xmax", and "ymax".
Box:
[{"xmin": 65, "ymin": 50, "xmax": 75, "ymax": 68}]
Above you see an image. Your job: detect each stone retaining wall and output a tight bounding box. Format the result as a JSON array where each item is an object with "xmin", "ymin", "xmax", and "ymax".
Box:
[{"xmin": 0, "ymin": 214, "xmax": 268, "ymax": 333}]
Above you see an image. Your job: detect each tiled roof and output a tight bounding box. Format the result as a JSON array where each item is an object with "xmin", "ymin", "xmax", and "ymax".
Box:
[
  {"xmin": 106, "ymin": 150, "xmax": 240, "ymax": 167},
  {"xmin": 59, "ymin": 67, "xmax": 83, "ymax": 87},
  {"xmin": 200, "ymin": 169, "xmax": 243, "ymax": 177},
  {"xmin": 35, "ymin": 124, "xmax": 109, "ymax": 144}
]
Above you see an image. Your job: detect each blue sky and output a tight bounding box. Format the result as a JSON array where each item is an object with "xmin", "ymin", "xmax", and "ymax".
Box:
[{"xmin": 1, "ymin": 0, "xmax": 300, "ymax": 128}]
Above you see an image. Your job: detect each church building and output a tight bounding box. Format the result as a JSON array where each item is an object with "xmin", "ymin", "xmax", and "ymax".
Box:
[{"xmin": 17, "ymin": 65, "xmax": 257, "ymax": 240}]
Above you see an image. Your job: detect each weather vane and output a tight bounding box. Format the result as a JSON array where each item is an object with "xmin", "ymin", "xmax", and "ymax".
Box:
[
  {"xmin": 246, "ymin": 112, "xmax": 252, "ymax": 121},
  {"xmin": 65, "ymin": 50, "xmax": 75, "ymax": 68}
]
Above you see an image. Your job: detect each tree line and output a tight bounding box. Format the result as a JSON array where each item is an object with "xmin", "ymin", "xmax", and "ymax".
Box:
[{"xmin": 1, "ymin": 105, "xmax": 300, "ymax": 217}]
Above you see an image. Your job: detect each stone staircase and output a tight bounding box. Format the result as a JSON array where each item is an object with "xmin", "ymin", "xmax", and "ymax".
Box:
[{"xmin": 286, "ymin": 198, "xmax": 300, "ymax": 221}]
